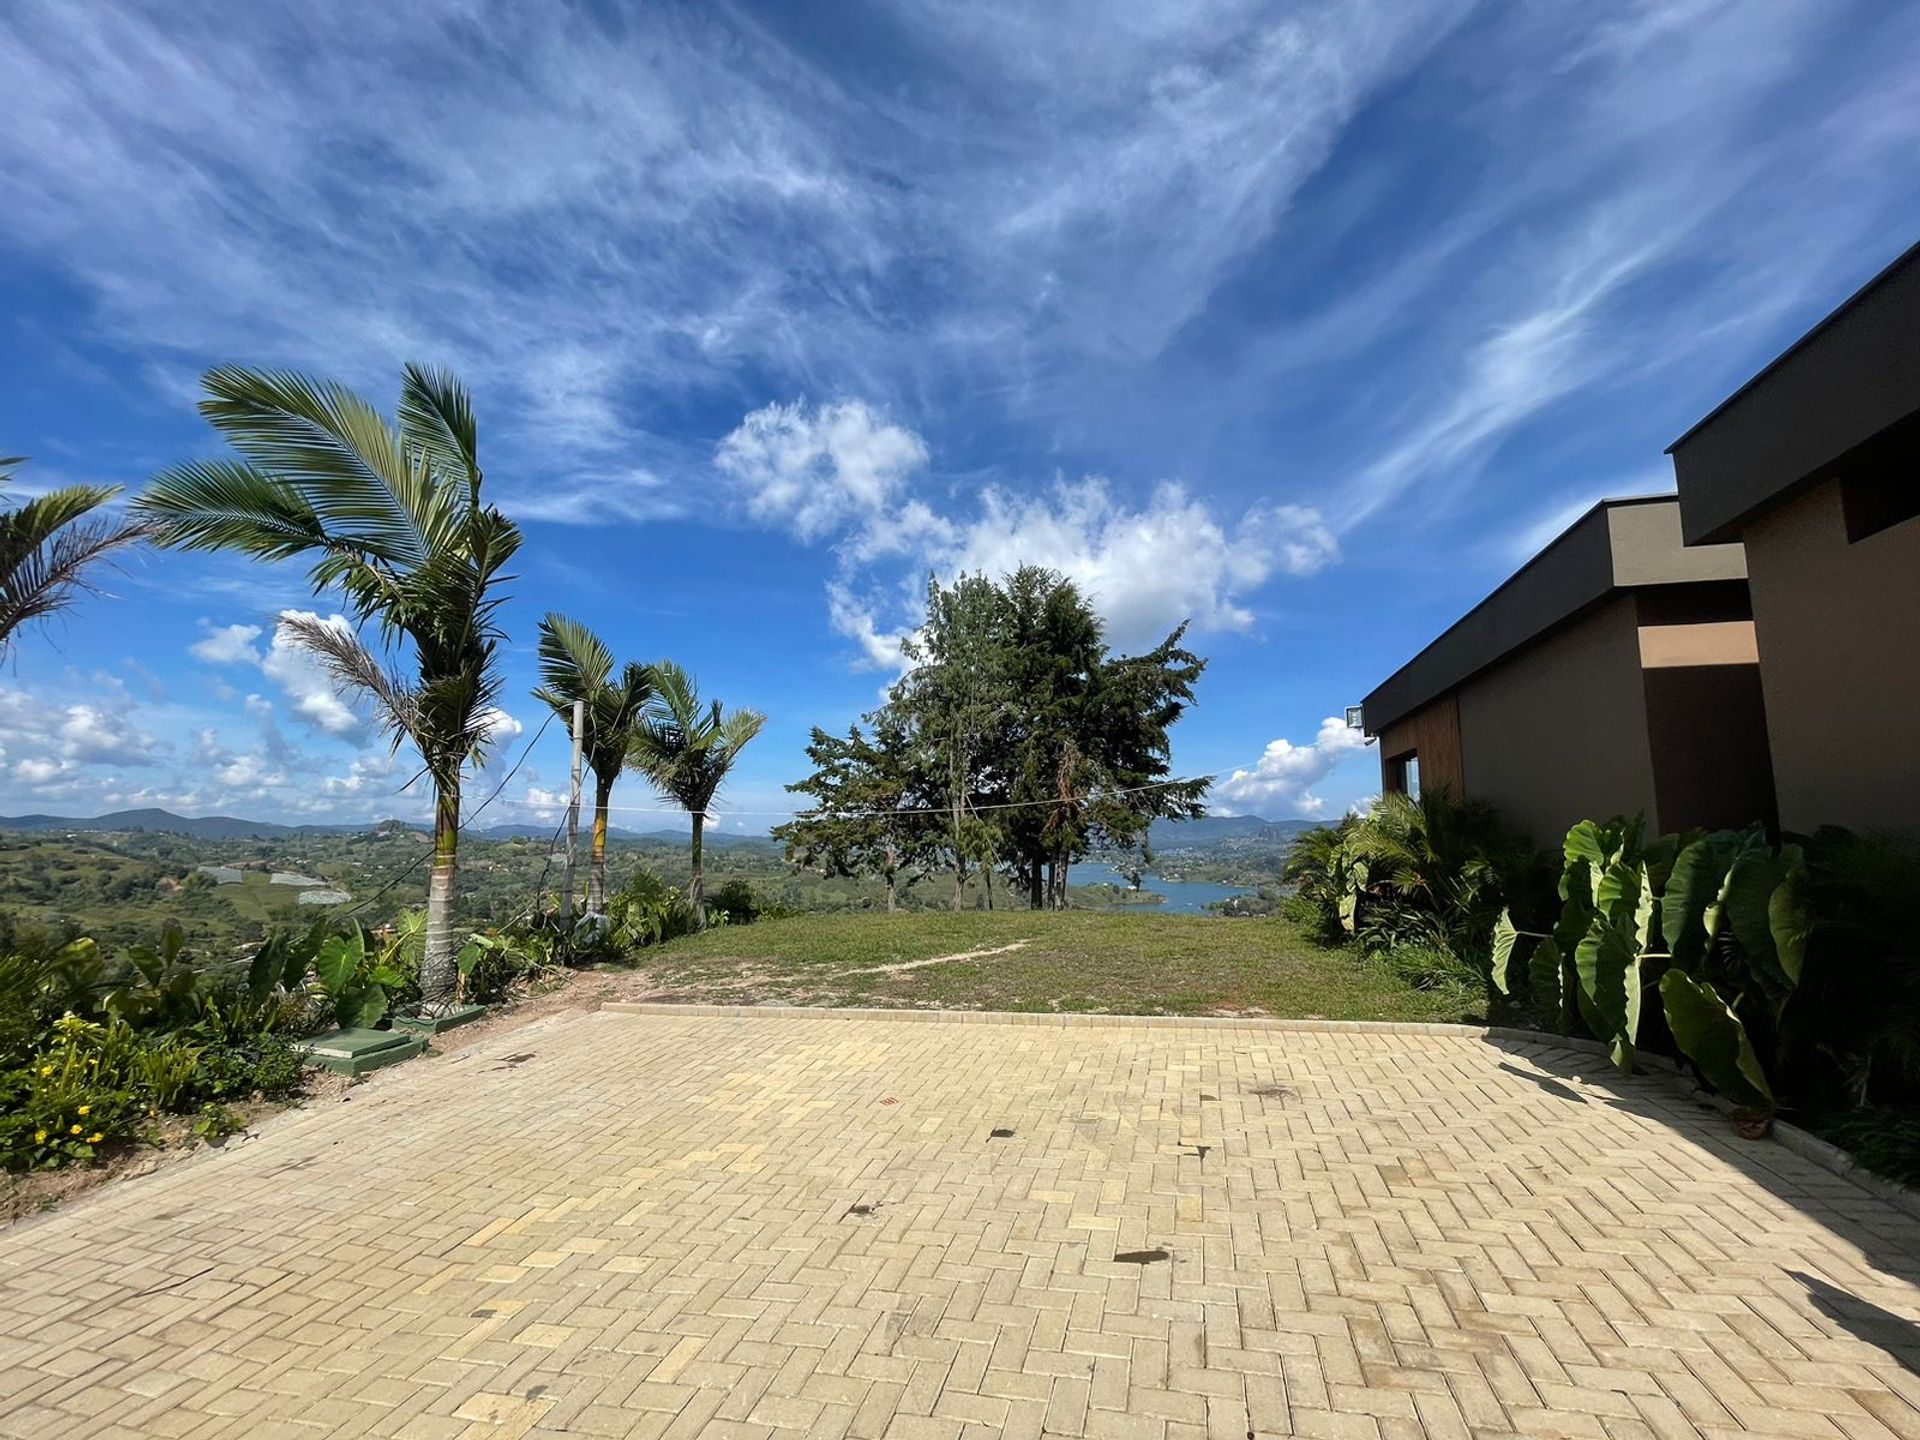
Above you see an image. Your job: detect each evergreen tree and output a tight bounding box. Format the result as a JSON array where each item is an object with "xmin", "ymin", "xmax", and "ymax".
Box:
[{"xmin": 774, "ymin": 712, "xmax": 940, "ymax": 911}]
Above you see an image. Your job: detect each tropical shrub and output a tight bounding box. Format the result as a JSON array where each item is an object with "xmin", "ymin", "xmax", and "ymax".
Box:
[
  {"xmin": 1781, "ymin": 829, "xmax": 1920, "ymax": 1109},
  {"xmin": 1, "ymin": 923, "xmax": 325, "ymax": 1172},
  {"xmin": 1494, "ymin": 819, "xmax": 1810, "ymax": 1109},
  {"xmin": 456, "ymin": 922, "xmax": 565, "ymax": 1004},
  {"xmin": 1282, "ymin": 791, "xmax": 1553, "ymax": 979}
]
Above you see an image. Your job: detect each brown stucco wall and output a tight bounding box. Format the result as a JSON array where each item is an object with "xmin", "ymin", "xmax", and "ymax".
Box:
[
  {"xmin": 1742, "ymin": 479, "xmax": 1920, "ymax": 834},
  {"xmin": 1455, "ymin": 596, "xmax": 1658, "ymax": 845}
]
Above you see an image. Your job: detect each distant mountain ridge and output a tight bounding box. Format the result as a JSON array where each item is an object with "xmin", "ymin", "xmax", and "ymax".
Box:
[
  {"xmin": 1146, "ymin": 813, "xmax": 1319, "ymax": 848},
  {"xmin": 0, "ymin": 807, "xmax": 774, "ymax": 848}
]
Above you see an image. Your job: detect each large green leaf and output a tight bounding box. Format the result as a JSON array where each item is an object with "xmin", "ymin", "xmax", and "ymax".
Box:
[
  {"xmin": 1659, "ymin": 970, "xmax": 1773, "ymax": 1109},
  {"xmin": 1575, "ymin": 916, "xmax": 1640, "ymax": 1071},
  {"xmin": 248, "ymin": 934, "xmax": 287, "ymax": 1002},
  {"xmin": 1661, "ymin": 836, "xmax": 1720, "ymax": 971},
  {"xmin": 1768, "ymin": 863, "xmax": 1812, "ymax": 989},
  {"xmin": 337, "ymin": 982, "xmax": 389, "ymax": 1031},
  {"xmin": 1725, "ymin": 846, "xmax": 1805, "ymax": 992},
  {"xmin": 1562, "ymin": 821, "xmax": 1613, "ymax": 904},
  {"xmin": 313, "ymin": 930, "xmax": 366, "ymax": 996},
  {"xmin": 1593, "ymin": 857, "xmax": 1642, "ymax": 926},
  {"xmin": 1528, "ymin": 937, "xmax": 1570, "ymax": 1033},
  {"xmin": 1336, "ymin": 858, "xmax": 1366, "ymax": 936},
  {"xmin": 1491, "ymin": 909, "xmax": 1526, "ymax": 998}
]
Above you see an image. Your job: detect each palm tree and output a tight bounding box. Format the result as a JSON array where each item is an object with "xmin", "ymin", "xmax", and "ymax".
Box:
[
  {"xmin": 133, "ymin": 366, "xmax": 521, "ymax": 1009},
  {"xmin": 627, "ymin": 661, "xmax": 765, "ymax": 930},
  {"xmin": 532, "ymin": 613, "xmax": 653, "ymax": 916},
  {"xmin": 1, "ymin": 457, "xmax": 147, "ymax": 660}
]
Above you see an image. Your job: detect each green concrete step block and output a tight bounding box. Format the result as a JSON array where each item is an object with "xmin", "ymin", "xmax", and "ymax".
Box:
[
  {"xmin": 293, "ymin": 1027, "xmax": 427, "ymax": 1077},
  {"xmin": 391, "ymin": 1004, "xmax": 487, "ymax": 1036}
]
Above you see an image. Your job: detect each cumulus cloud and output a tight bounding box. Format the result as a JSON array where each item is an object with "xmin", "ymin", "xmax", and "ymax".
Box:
[
  {"xmin": 719, "ymin": 404, "xmax": 1337, "ymax": 664},
  {"xmin": 189, "ymin": 622, "xmax": 263, "ymax": 666},
  {"xmin": 0, "ymin": 684, "xmax": 165, "ymax": 801},
  {"xmin": 192, "ymin": 611, "xmax": 366, "ymax": 738},
  {"xmin": 940, "ymin": 480, "xmax": 1334, "ymax": 650},
  {"xmin": 320, "ymin": 752, "xmax": 400, "ymax": 799},
  {"xmin": 1212, "ymin": 716, "xmax": 1371, "ymax": 817},
  {"xmin": 55, "ymin": 703, "xmax": 162, "ymax": 766},
  {"xmin": 717, "ymin": 400, "xmax": 932, "ymax": 544},
  {"xmin": 262, "ymin": 612, "xmax": 365, "ymax": 737}
]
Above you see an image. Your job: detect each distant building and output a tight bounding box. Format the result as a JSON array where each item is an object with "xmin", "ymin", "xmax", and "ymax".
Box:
[
  {"xmin": 1363, "ymin": 240, "xmax": 1920, "ymax": 842},
  {"xmin": 1360, "ymin": 498, "xmax": 1772, "ymax": 844}
]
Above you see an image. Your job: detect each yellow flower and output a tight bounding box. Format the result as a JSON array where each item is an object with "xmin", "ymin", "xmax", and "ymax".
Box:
[
  {"xmin": 77, "ymin": 1105, "xmax": 90, "ymax": 1117},
  {"xmin": 87, "ymin": 1133, "xmax": 103, "ymax": 1144},
  {"xmin": 33, "ymin": 1130, "xmax": 46, "ymax": 1143},
  {"xmin": 38, "ymin": 1064, "xmax": 52, "ymax": 1077},
  {"xmin": 69, "ymin": 1124, "xmax": 82, "ymax": 1135}
]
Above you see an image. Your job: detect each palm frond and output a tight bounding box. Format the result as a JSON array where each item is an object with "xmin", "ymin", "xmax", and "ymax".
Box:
[
  {"xmin": 195, "ymin": 366, "xmax": 432, "ymax": 566},
  {"xmin": 647, "ymin": 659, "xmax": 701, "ymax": 730},
  {"xmin": 535, "ymin": 611, "xmax": 614, "ymax": 698},
  {"xmin": 0, "ymin": 488, "xmax": 148, "ymax": 655},
  {"xmin": 398, "ymin": 364, "xmax": 480, "ymax": 495},
  {"xmin": 718, "ymin": 708, "xmax": 767, "ymax": 761},
  {"xmin": 133, "ymin": 458, "xmax": 331, "ymax": 560},
  {"xmin": 277, "ymin": 612, "xmax": 418, "ymax": 749}
]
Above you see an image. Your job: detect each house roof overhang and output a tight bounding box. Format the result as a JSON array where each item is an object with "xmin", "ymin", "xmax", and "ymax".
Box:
[
  {"xmin": 1361, "ymin": 496, "xmax": 1746, "ymax": 737},
  {"xmin": 1667, "ymin": 239, "xmax": 1920, "ymax": 545}
]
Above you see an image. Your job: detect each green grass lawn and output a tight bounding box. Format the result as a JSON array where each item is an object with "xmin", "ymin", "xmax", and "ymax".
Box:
[{"xmin": 643, "ymin": 911, "xmax": 1485, "ymax": 1022}]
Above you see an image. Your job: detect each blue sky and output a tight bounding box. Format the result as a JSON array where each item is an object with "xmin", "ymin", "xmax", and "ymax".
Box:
[{"xmin": 2, "ymin": 0, "xmax": 1918, "ymax": 832}]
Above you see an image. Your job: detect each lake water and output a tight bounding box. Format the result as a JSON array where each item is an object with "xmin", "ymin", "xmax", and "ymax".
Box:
[{"xmin": 1068, "ymin": 860, "xmax": 1254, "ymax": 915}]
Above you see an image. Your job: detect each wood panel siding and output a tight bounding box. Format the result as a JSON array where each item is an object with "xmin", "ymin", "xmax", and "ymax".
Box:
[{"xmin": 1376, "ymin": 693, "xmax": 1464, "ymax": 798}]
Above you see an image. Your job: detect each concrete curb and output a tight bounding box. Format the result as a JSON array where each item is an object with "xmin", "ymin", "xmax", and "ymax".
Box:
[
  {"xmin": 602, "ymin": 1001, "xmax": 1503, "ymax": 1035},
  {"xmin": 601, "ymin": 1000, "xmax": 1920, "ymax": 1221}
]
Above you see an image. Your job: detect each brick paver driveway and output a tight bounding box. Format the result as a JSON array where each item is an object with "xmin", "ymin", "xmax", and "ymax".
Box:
[{"xmin": 3, "ymin": 1009, "xmax": 1918, "ymax": 1440}]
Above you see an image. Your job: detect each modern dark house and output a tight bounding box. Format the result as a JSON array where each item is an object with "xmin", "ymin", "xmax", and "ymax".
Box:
[
  {"xmin": 1363, "ymin": 239, "xmax": 1919, "ymax": 843},
  {"xmin": 1361, "ymin": 498, "xmax": 1772, "ymax": 845},
  {"xmin": 1667, "ymin": 240, "xmax": 1920, "ymax": 836}
]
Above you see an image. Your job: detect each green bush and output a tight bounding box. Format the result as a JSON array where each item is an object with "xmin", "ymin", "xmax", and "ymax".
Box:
[
  {"xmin": 1493, "ymin": 818, "xmax": 1920, "ymax": 1126},
  {"xmin": 1283, "ymin": 790, "xmax": 1551, "ymax": 988},
  {"xmin": 0, "ymin": 920, "xmax": 332, "ymax": 1172},
  {"xmin": 707, "ymin": 879, "xmax": 762, "ymax": 925}
]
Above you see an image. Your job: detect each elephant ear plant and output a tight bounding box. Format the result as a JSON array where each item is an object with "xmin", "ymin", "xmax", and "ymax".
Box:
[{"xmin": 1493, "ymin": 819, "xmax": 1811, "ymax": 1114}]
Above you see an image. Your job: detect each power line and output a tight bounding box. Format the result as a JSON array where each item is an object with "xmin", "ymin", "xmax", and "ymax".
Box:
[
  {"xmin": 334, "ymin": 710, "xmax": 559, "ymax": 921},
  {"xmin": 475, "ymin": 752, "xmax": 1277, "ymax": 823}
]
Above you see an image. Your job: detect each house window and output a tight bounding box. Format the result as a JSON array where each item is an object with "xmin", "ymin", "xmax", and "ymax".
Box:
[{"xmin": 1387, "ymin": 751, "xmax": 1421, "ymax": 800}]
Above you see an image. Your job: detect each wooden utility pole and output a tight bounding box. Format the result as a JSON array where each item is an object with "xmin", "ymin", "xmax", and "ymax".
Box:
[{"xmin": 560, "ymin": 698, "xmax": 585, "ymax": 925}]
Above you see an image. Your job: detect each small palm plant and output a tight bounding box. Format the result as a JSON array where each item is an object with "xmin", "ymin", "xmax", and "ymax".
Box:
[
  {"xmin": 532, "ymin": 614, "xmax": 654, "ymax": 916},
  {"xmin": 626, "ymin": 661, "xmax": 765, "ymax": 930},
  {"xmin": 134, "ymin": 365, "xmax": 521, "ymax": 1009},
  {"xmin": 0, "ymin": 456, "xmax": 147, "ymax": 660}
]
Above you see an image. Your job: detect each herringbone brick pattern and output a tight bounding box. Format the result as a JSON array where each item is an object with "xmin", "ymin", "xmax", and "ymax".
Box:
[{"xmin": 2, "ymin": 1009, "xmax": 1917, "ymax": 1439}]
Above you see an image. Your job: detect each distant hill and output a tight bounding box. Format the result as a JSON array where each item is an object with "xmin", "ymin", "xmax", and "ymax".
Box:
[
  {"xmin": 0, "ymin": 808, "xmax": 365, "ymax": 840},
  {"xmin": 0, "ymin": 807, "xmax": 779, "ymax": 849},
  {"xmin": 1, "ymin": 806, "xmax": 1286, "ymax": 854},
  {"xmin": 1146, "ymin": 813, "xmax": 1320, "ymax": 849}
]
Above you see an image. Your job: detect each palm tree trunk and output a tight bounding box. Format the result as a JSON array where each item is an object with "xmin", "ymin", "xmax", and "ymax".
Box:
[
  {"xmin": 588, "ymin": 774, "xmax": 613, "ymax": 915},
  {"xmin": 689, "ymin": 809, "xmax": 707, "ymax": 930},
  {"xmin": 423, "ymin": 781, "xmax": 461, "ymax": 1012}
]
